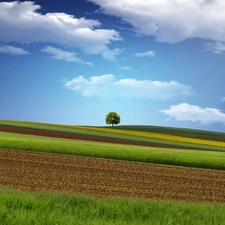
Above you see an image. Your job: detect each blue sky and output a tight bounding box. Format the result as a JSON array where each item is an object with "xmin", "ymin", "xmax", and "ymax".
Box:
[{"xmin": 0, "ymin": 0, "xmax": 225, "ymax": 132}]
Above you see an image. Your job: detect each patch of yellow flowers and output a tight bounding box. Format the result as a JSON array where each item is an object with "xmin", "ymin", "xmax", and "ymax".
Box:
[{"xmin": 76, "ymin": 126, "xmax": 225, "ymax": 148}]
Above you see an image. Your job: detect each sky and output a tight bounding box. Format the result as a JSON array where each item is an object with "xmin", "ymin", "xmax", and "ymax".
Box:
[{"xmin": 0, "ymin": 0, "xmax": 225, "ymax": 132}]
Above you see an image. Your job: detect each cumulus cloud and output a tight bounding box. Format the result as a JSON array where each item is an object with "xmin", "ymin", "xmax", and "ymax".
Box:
[
  {"xmin": 64, "ymin": 74, "xmax": 194, "ymax": 99},
  {"xmin": 135, "ymin": 51, "xmax": 155, "ymax": 57},
  {"xmin": 0, "ymin": 45, "xmax": 29, "ymax": 55},
  {"xmin": 41, "ymin": 46, "xmax": 93, "ymax": 66},
  {"xmin": 89, "ymin": 0, "xmax": 225, "ymax": 43},
  {"xmin": 0, "ymin": 1, "xmax": 122, "ymax": 60},
  {"xmin": 161, "ymin": 103, "xmax": 225, "ymax": 125},
  {"xmin": 204, "ymin": 41, "xmax": 225, "ymax": 54}
]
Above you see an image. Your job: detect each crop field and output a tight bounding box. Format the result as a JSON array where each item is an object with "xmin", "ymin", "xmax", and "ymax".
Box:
[
  {"xmin": 2, "ymin": 131, "xmax": 225, "ymax": 170},
  {"xmin": 1, "ymin": 149, "xmax": 225, "ymax": 203},
  {"xmin": 112, "ymin": 125, "xmax": 225, "ymax": 139},
  {"xmin": 1, "ymin": 120, "xmax": 225, "ymax": 151},
  {"xmin": 78, "ymin": 126, "xmax": 225, "ymax": 148},
  {"xmin": 1, "ymin": 120, "xmax": 225, "ymax": 224}
]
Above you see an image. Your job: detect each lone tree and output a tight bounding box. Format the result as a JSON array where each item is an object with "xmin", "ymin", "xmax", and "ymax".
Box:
[{"xmin": 105, "ymin": 111, "xmax": 121, "ymax": 126}]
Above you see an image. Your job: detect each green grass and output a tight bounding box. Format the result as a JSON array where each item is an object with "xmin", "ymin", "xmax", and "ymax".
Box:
[
  {"xmin": 1, "ymin": 188, "xmax": 225, "ymax": 225},
  {"xmin": 1, "ymin": 131, "xmax": 225, "ymax": 170},
  {"xmin": 1, "ymin": 120, "xmax": 225, "ymax": 151}
]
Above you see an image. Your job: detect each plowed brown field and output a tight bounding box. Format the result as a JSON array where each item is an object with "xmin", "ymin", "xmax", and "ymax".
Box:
[{"xmin": 1, "ymin": 149, "xmax": 225, "ymax": 203}]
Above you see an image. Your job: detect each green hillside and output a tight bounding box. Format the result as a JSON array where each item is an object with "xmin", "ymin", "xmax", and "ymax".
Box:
[{"xmin": 1, "ymin": 120, "xmax": 225, "ymax": 151}]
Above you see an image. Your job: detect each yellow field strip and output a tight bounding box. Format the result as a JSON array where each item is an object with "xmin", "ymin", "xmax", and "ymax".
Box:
[{"xmin": 76, "ymin": 126, "xmax": 225, "ymax": 148}]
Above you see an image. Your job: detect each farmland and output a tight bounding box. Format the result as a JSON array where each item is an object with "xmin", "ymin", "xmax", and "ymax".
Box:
[
  {"xmin": 1, "ymin": 120, "xmax": 225, "ymax": 224},
  {"xmin": 1, "ymin": 149, "xmax": 225, "ymax": 202},
  {"xmin": 2, "ymin": 131, "xmax": 225, "ymax": 170}
]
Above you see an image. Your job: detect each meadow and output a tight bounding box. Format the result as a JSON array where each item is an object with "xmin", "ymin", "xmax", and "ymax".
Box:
[
  {"xmin": 1, "ymin": 120, "xmax": 225, "ymax": 224},
  {"xmin": 1, "ymin": 188, "xmax": 225, "ymax": 225}
]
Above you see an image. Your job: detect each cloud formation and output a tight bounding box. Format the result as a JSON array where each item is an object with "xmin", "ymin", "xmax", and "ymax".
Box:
[
  {"xmin": 221, "ymin": 97, "xmax": 225, "ymax": 102},
  {"xmin": 64, "ymin": 74, "xmax": 194, "ymax": 100},
  {"xmin": 0, "ymin": 1, "xmax": 121, "ymax": 60},
  {"xmin": 0, "ymin": 45, "xmax": 29, "ymax": 55},
  {"xmin": 204, "ymin": 41, "xmax": 225, "ymax": 54},
  {"xmin": 41, "ymin": 46, "xmax": 93, "ymax": 66},
  {"xmin": 135, "ymin": 51, "xmax": 155, "ymax": 57},
  {"xmin": 121, "ymin": 66, "xmax": 133, "ymax": 70},
  {"xmin": 161, "ymin": 103, "xmax": 225, "ymax": 125},
  {"xmin": 119, "ymin": 66, "xmax": 136, "ymax": 72},
  {"xmin": 89, "ymin": 0, "xmax": 225, "ymax": 43}
]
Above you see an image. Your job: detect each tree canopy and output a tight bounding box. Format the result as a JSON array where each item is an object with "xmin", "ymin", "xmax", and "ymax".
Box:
[{"xmin": 105, "ymin": 111, "xmax": 121, "ymax": 126}]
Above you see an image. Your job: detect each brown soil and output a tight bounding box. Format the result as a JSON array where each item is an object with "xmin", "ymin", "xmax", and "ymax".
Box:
[{"xmin": 1, "ymin": 149, "xmax": 225, "ymax": 203}]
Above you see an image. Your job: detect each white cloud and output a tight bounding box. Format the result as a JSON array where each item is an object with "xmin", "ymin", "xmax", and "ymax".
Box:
[
  {"xmin": 119, "ymin": 66, "xmax": 136, "ymax": 71},
  {"xmin": 204, "ymin": 41, "xmax": 225, "ymax": 54},
  {"xmin": 64, "ymin": 74, "xmax": 194, "ymax": 99},
  {"xmin": 121, "ymin": 66, "xmax": 132, "ymax": 70},
  {"xmin": 161, "ymin": 103, "xmax": 225, "ymax": 125},
  {"xmin": 89, "ymin": 0, "xmax": 225, "ymax": 43},
  {"xmin": 0, "ymin": 1, "xmax": 122, "ymax": 60},
  {"xmin": 41, "ymin": 46, "xmax": 93, "ymax": 66},
  {"xmin": 0, "ymin": 45, "xmax": 29, "ymax": 55},
  {"xmin": 221, "ymin": 97, "xmax": 225, "ymax": 102},
  {"xmin": 135, "ymin": 51, "xmax": 155, "ymax": 57}
]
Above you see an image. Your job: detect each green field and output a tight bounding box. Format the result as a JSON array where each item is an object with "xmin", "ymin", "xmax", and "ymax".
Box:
[
  {"xmin": 1, "ymin": 188, "xmax": 225, "ymax": 225},
  {"xmin": 1, "ymin": 119, "xmax": 225, "ymax": 151},
  {"xmin": 1, "ymin": 120, "xmax": 225, "ymax": 225},
  {"xmin": 1, "ymin": 131, "xmax": 225, "ymax": 170},
  {"xmin": 2, "ymin": 119, "xmax": 225, "ymax": 138}
]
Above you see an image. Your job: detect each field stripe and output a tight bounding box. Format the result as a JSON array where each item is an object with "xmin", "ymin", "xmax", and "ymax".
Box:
[
  {"xmin": 77, "ymin": 126, "xmax": 225, "ymax": 148},
  {"xmin": 112, "ymin": 125, "xmax": 225, "ymax": 138},
  {"xmin": 0, "ymin": 125, "xmax": 189, "ymax": 149},
  {"xmin": 1, "ymin": 149, "xmax": 225, "ymax": 203},
  {"xmin": 1, "ymin": 131, "xmax": 225, "ymax": 170},
  {"xmin": 1, "ymin": 120, "xmax": 225, "ymax": 148}
]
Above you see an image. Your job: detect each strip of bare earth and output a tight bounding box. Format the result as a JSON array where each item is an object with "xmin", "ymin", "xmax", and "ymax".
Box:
[{"xmin": 1, "ymin": 149, "xmax": 225, "ymax": 203}]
